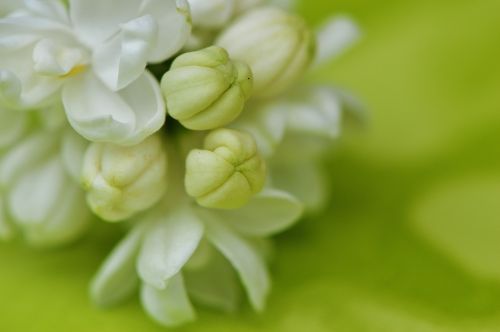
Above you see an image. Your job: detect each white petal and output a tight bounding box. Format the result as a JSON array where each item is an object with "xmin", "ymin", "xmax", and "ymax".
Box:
[
  {"xmin": 0, "ymin": 0, "xmax": 23, "ymax": 17},
  {"xmin": 60, "ymin": 129, "xmax": 88, "ymax": 183},
  {"xmin": 286, "ymin": 87, "xmax": 343, "ymax": 139},
  {"xmin": 0, "ymin": 132, "xmax": 57, "ymax": 188},
  {"xmin": 0, "ymin": 15, "xmax": 75, "ymax": 63},
  {"xmin": 271, "ymin": 162, "xmax": 328, "ymax": 214},
  {"xmin": 33, "ymin": 38, "xmax": 87, "ymax": 76},
  {"xmin": 332, "ymin": 87, "xmax": 368, "ymax": 121},
  {"xmin": 39, "ymin": 102, "xmax": 66, "ymax": 130},
  {"xmin": 23, "ymin": 0, "xmax": 70, "ymax": 25},
  {"xmin": 8, "ymin": 156, "xmax": 91, "ymax": 246},
  {"xmin": 315, "ymin": 16, "xmax": 360, "ymax": 66},
  {"xmin": 0, "ymin": 62, "xmax": 62, "ymax": 110},
  {"xmin": 0, "ymin": 109, "xmax": 28, "ymax": 149},
  {"xmin": 0, "ymin": 15, "xmax": 72, "ymax": 43},
  {"xmin": 140, "ymin": 0, "xmax": 191, "ymax": 62},
  {"xmin": 8, "ymin": 156, "xmax": 65, "ymax": 226},
  {"xmin": 188, "ymin": 0, "xmax": 234, "ymax": 29},
  {"xmin": 62, "ymin": 71, "xmax": 165, "ymax": 145},
  {"xmin": 184, "ymin": 250, "xmax": 241, "ymax": 312},
  {"xmin": 90, "ymin": 224, "xmax": 146, "ymax": 307},
  {"xmin": 137, "ymin": 208, "xmax": 204, "ymax": 289},
  {"xmin": 141, "ymin": 274, "xmax": 196, "ymax": 327},
  {"xmin": 203, "ymin": 216, "xmax": 270, "ymax": 311},
  {"xmin": 231, "ymin": 101, "xmax": 288, "ymax": 158},
  {"xmin": 207, "ymin": 188, "xmax": 303, "ymax": 237},
  {"xmin": 69, "ymin": 0, "xmax": 142, "ymax": 47},
  {"xmin": 92, "ymin": 15, "xmax": 158, "ymax": 90},
  {"xmin": 24, "ymin": 180, "xmax": 90, "ymax": 246},
  {"xmin": 117, "ymin": 71, "xmax": 166, "ymax": 145}
]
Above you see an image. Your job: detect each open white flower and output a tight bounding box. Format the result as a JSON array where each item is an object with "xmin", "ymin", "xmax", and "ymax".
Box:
[{"xmin": 0, "ymin": 0, "xmax": 191, "ymax": 145}]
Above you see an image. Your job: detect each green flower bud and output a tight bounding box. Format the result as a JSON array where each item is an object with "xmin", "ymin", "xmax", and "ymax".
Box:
[
  {"xmin": 161, "ymin": 46, "xmax": 253, "ymax": 130},
  {"xmin": 185, "ymin": 128, "xmax": 266, "ymax": 209},
  {"xmin": 216, "ymin": 7, "xmax": 315, "ymax": 98},
  {"xmin": 82, "ymin": 134, "xmax": 168, "ymax": 222}
]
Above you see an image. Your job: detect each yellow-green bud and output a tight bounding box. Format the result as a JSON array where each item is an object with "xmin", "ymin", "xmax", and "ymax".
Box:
[
  {"xmin": 82, "ymin": 134, "xmax": 168, "ymax": 222},
  {"xmin": 185, "ymin": 128, "xmax": 266, "ymax": 209},
  {"xmin": 161, "ymin": 46, "xmax": 253, "ymax": 130},
  {"xmin": 216, "ymin": 7, "xmax": 315, "ymax": 98}
]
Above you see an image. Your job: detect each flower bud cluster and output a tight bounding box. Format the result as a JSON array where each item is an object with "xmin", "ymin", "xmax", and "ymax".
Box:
[{"xmin": 0, "ymin": 0, "xmax": 360, "ymax": 329}]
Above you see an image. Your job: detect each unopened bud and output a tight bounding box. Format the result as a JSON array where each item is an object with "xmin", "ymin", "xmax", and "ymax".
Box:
[
  {"xmin": 187, "ymin": 0, "xmax": 234, "ymax": 29},
  {"xmin": 161, "ymin": 46, "xmax": 253, "ymax": 130},
  {"xmin": 216, "ymin": 7, "xmax": 315, "ymax": 98},
  {"xmin": 185, "ymin": 128, "xmax": 266, "ymax": 209},
  {"xmin": 234, "ymin": 0, "xmax": 264, "ymax": 13},
  {"xmin": 82, "ymin": 134, "xmax": 168, "ymax": 222}
]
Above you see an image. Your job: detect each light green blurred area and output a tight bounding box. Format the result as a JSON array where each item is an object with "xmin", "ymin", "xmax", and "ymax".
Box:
[{"xmin": 2, "ymin": 0, "xmax": 500, "ymax": 331}]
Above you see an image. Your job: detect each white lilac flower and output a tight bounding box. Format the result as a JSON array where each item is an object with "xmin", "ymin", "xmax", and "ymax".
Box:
[
  {"xmin": 216, "ymin": 6, "xmax": 316, "ymax": 98},
  {"xmin": 81, "ymin": 133, "xmax": 168, "ymax": 222},
  {"xmin": 0, "ymin": 107, "xmax": 92, "ymax": 246},
  {"xmin": 161, "ymin": 46, "xmax": 253, "ymax": 130},
  {"xmin": 0, "ymin": 0, "xmax": 361, "ymax": 328},
  {"xmin": 0, "ymin": 0, "xmax": 191, "ymax": 144},
  {"xmin": 90, "ymin": 161, "xmax": 302, "ymax": 326}
]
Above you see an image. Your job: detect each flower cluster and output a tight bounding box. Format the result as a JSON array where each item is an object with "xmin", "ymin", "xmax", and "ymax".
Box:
[{"xmin": 0, "ymin": 0, "xmax": 360, "ymax": 327}]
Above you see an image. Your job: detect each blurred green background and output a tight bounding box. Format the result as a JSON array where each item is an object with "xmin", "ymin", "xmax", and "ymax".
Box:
[{"xmin": 2, "ymin": 0, "xmax": 500, "ymax": 330}]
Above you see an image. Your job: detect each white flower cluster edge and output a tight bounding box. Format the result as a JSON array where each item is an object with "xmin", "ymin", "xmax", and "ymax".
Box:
[{"xmin": 0, "ymin": 0, "xmax": 361, "ymax": 327}]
